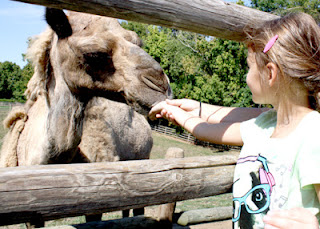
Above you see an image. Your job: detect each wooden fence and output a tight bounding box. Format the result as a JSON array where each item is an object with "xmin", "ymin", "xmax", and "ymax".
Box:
[{"xmin": 0, "ymin": 154, "xmax": 237, "ymax": 226}]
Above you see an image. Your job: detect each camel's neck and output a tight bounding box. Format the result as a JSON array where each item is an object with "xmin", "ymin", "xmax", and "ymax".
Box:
[{"xmin": 46, "ymin": 77, "xmax": 88, "ymax": 162}]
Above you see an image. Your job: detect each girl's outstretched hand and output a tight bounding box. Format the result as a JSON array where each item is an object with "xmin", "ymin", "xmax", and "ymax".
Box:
[
  {"xmin": 148, "ymin": 100, "xmax": 178, "ymax": 125},
  {"xmin": 165, "ymin": 99, "xmax": 200, "ymax": 115},
  {"xmin": 149, "ymin": 100, "xmax": 169, "ymax": 121},
  {"xmin": 149, "ymin": 99, "xmax": 200, "ymax": 121},
  {"xmin": 149, "ymin": 99, "xmax": 199, "ymax": 126},
  {"xmin": 263, "ymin": 208, "xmax": 319, "ymax": 229}
]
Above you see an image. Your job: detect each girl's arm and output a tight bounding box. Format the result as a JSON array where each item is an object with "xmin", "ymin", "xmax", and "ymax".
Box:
[
  {"xmin": 149, "ymin": 100, "xmax": 243, "ymax": 146},
  {"xmin": 200, "ymin": 103, "xmax": 269, "ymax": 124},
  {"xmin": 149, "ymin": 99, "xmax": 268, "ymax": 124}
]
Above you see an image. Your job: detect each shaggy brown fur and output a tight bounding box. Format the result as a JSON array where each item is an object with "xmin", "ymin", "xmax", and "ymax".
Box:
[
  {"xmin": 78, "ymin": 97, "xmax": 153, "ymax": 163},
  {"xmin": 1, "ymin": 106, "xmax": 27, "ymax": 167}
]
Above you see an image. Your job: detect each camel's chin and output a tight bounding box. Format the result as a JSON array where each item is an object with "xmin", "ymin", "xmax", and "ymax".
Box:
[
  {"xmin": 129, "ymin": 102, "xmax": 150, "ymax": 117},
  {"xmin": 96, "ymin": 92, "xmax": 151, "ymax": 116}
]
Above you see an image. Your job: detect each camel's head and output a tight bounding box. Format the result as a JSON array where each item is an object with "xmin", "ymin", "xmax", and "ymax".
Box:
[{"xmin": 43, "ymin": 8, "xmax": 171, "ymax": 115}]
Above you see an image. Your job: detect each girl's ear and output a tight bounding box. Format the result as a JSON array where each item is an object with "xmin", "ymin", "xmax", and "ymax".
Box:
[{"xmin": 266, "ymin": 63, "xmax": 278, "ymax": 87}]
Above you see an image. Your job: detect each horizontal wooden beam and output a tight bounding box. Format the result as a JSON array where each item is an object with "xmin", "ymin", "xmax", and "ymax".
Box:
[
  {"xmin": 177, "ymin": 206, "xmax": 232, "ymax": 226},
  {"xmin": 0, "ymin": 154, "xmax": 237, "ymax": 225},
  {"xmin": 12, "ymin": 0, "xmax": 279, "ymax": 41}
]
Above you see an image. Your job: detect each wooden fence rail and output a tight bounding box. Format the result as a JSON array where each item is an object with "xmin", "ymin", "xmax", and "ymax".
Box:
[
  {"xmin": 13, "ymin": 0, "xmax": 278, "ymax": 42},
  {"xmin": 0, "ymin": 154, "xmax": 237, "ymax": 226}
]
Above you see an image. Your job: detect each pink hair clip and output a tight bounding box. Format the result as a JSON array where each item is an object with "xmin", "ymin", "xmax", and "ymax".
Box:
[{"xmin": 263, "ymin": 35, "xmax": 279, "ymax": 53}]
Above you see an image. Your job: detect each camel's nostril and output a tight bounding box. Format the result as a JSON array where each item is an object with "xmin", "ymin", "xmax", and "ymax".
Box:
[
  {"xmin": 166, "ymin": 86, "xmax": 173, "ymax": 99},
  {"xmin": 164, "ymin": 74, "xmax": 173, "ymax": 99}
]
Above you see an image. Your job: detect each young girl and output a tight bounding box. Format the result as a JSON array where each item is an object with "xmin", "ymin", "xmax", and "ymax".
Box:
[{"xmin": 149, "ymin": 12, "xmax": 320, "ymax": 228}]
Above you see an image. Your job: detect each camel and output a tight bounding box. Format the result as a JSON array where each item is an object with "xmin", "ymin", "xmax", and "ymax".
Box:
[{"xmin": 0, "ymin": 8, "xmax": 172, "ymax": 225}]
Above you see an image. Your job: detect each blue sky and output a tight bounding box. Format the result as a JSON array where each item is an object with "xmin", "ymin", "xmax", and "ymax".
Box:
[
  {"xmin": 0, "ymin": 0, "xmax": 46, "ymax": 67},
  {"xmin": 0, "ymin": 0, "xmax": 250, "ymax": 68}
]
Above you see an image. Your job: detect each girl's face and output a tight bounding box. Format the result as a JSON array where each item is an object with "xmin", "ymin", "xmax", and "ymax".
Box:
[{"xmin": 246, "ymin": 51, "xmax": 269, "ymax": 104}]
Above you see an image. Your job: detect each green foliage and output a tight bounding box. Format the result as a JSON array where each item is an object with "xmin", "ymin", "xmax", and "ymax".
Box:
[
  {"xmin": 14, "ymin": 62, "xmax": 33, "ymax": 101},
  {"xmin": 251, "ymin": 0, "xmax": 320, "ymax": 22},
  {"xmin": 193, "ymin": 37, "xmax": 251, "ymax": 107},
  {"xmin": 250, "ymin": 0, "xmax": 288, "ymax": 13},
  {"xmin": 0, "ymin": 61, "xmax": 33, "ymax": 102},
  {"xmin": 165, "ymin": 33, "xmax": 253, "ymax": 107},
  {"xmin": 121, "ymin": 21, "xmax": 149, "ymax": 39},
  {"xmin": 0, "ymin": 61, "xmax": 22, "ymax": 99}
]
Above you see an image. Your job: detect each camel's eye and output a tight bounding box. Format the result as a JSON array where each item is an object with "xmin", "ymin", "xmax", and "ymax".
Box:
[{"xmin": 83, "ymin": 52, "xmax": 115, "ymax": 80}]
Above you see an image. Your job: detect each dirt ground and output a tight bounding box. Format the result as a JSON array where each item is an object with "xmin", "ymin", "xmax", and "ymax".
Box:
[{"xmin": 173, "ymin": 220, "xmax": 232, "ymax": 228}]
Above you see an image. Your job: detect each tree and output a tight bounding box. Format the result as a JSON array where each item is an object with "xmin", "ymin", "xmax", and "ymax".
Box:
[
  {"xmin": 251, "ymin": 0, "xmax": 320, "ymax": 22},
  {"xmin": 178, "ymin": 36, "xmax": 253, "ymax": 107},
  {"xmin": 13, "ymin": 62, "xmax": 33, "ymax": 101},
  {"xmin": 0, "ymin": 60, "xmax": 33, "ymax": 102},
  {"xmin": 0, "ymin": 61, "xmax": 22, "ymax": 100}
]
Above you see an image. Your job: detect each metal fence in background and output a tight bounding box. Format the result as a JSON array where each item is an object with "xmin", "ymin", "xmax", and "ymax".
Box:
[
  {"xmin": 150, "ymin": 124, "xmax": 196, "ymax": 143},
  {"xmin": 150, "ymin": 123, "xmax": 240, "ymax": 151}
]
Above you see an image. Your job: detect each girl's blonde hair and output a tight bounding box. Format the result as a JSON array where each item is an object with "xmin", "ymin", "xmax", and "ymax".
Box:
[{"xmin": 245, "ymin": 12, "xmax": 320, "ymax": 110}]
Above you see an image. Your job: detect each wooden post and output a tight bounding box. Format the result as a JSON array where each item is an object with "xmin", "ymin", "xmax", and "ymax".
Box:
[
  {"xmin": 157, "ymin": 147, "xmax": 185, "ymax": 223},
  {"xmin": 12, "ymin": 0, "xmax": 279, "ymax": 41},
  {"xmin": 0, "ymin": 155, "xmax": 237, "ymax": 226}
]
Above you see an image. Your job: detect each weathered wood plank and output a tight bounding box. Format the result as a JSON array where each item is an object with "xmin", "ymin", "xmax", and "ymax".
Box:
[
  {"xmin": 12, "ymin": 0, "xmax": 279, "ymax": 41},
  {"xmin": 177, "ymin": 206, "xmax": 233, "ymax": 226},
  {"xmin": 0, "ymin": 155, "xmax": 237, "ymax": 226}
]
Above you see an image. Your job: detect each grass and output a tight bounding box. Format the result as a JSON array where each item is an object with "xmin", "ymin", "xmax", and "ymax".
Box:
[
  {"xmin": 0, "ymin": 105, "xmax": 233, "ymax": 228},
  {"xmin": 0, "ymin": 105, "xmax": 11, "ymax": 149},
  {"xmin": 150, "ymin": 132, "xmax": 215, "ymax": 159}
]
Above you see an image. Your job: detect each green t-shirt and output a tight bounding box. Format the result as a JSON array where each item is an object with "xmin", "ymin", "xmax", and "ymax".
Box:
[{"xmin": 233, "ymin": 109, "xmax": 320, "ymax": 228}]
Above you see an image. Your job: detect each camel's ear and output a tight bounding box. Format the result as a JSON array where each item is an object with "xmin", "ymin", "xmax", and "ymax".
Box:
[{"xmin": 45, "ymin": 8, "xmax": 72, "ymax": 39}]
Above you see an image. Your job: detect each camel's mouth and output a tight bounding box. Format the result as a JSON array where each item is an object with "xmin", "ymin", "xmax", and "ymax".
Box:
[
  {"xmin": 122, "ymin": 86, "xmax": 173, "ymax": 116},
  {"xmin": 85, "ymin": 89, "xmax": 162, "ymax": 116},
  {"xmin": 123, "ymin": 94, "xmax": 152, "ymax": 116}
]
